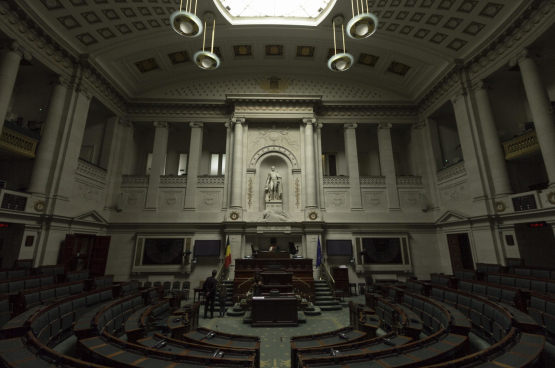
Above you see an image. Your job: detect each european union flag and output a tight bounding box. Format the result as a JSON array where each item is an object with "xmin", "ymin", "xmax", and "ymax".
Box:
[{"xmin": 316, "ymin": 236, "xmax": 323, "ymax": 268}]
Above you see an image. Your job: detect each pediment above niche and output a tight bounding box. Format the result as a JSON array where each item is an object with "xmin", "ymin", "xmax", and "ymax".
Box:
[
  {"xmin": 71, "ymin": 210, "xmax": 108, "ymax": 225},
  {"xmin": 435, "ymin": 210, "xmax": 470, "ymax": 225},
  {"xmin": 138, "ymin": 75, "xmax": 406, "ymax": 102}
]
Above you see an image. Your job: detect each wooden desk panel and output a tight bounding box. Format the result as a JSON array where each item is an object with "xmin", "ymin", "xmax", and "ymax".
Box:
[
  {"xmin": 254, "ymin": 252, "xmax": 291, "ymax": 259},
  {"xmin": 251, "ymin": 297, "xmax": 298, "ymax": 327}
]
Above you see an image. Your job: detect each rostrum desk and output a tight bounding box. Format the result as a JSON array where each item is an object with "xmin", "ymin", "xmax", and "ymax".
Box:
[{"xmin": 251, "ymin": 296, "xmax": 298, "ymax": 327}]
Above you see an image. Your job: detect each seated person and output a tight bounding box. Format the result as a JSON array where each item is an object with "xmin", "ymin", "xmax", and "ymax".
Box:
[{"xmin": 269, "ymin": 245, "xmax": 276, "ymax": 252}]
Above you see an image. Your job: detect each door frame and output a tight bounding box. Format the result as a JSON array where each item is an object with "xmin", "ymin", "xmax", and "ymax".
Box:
[{"xmin": 443, "ymin": 229, "xmax": 477, "ymax": 272}]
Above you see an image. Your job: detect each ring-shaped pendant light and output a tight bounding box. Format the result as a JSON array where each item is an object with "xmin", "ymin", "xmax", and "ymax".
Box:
[
  {"xmin": 328, "ymin": 16, "xmax": 354, "ymax": 72},
  {"xmin": 170, "ymin": 0, "xmax": 203, "ymax": 37},
  {"xmin": 347, "ymin": 0, "xmax": 379, "ymax": 39},
  {"xmin": 194, "ymin": 12, "xmax": 221, "ymax": 70}
]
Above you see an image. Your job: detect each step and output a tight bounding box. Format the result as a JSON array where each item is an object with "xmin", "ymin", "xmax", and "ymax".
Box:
[
  {"xmin": 314, "ymin": 300, "xmax": 341, "ymax": 306},
  {"xmin": 315, "ymin": 296, "xmax": 336, "ymax": 301},
  {"xmin": 243, "ymin": 311, "xmax": 252, "ymax": 324},
  {"xmin": 315, "ymin": 287, "xmax": 330, "ymax": 291},
  {"xmin": 227, "ymin": 309, "xmax": 245, "ymax": 317},
  {"xmin": 298, "ymin": 312, "xmax": 306, "ymax": 324},
  {"xmin": 304, "ymin": 307, "xmax": 322, "ymax": 316},
  {"xmin": 314, "ymin": 280, "xmax": 328, "ymax": 284},
  {"xmin": 315, "ymin": 292, "xmax": 333, "ymax": 296},
  {"xmin": 319, "ymin": 305, "xmax": 343, "ymax": 311}
]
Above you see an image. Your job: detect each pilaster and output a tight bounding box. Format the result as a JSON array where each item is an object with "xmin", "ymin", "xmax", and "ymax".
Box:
[
  {"xmin": 377, "ymin": 123, "xmax": 400, "ymax": 211},
  {"xmin": 344, "ymin": 123, "xmax": 363, "ymax": 210},
  {"xmin": 184, "ymin": 122, "xmax": 204, "ymax": 210},
  {"xmin": 144, "ymin": 121, "xmax": 169, "ymax": 211}
]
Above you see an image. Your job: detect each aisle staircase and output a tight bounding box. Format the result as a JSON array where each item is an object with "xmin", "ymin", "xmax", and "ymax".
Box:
[
  {"xmin": 214, "ymin": 280, "xmax": 235, "ymax": 315},
  {"xmin": 314, "ymin": 280, "xmax": 342, "ymax": 311}
]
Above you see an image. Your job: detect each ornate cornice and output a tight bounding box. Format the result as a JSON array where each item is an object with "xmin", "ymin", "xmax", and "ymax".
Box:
[
  {"xmin": 56, "ymin": 75, "xmax": 71, "ymax": 89},
  {"xmin": 76, "ymin": 85, "xmax": 93, "ymax": 100},
  {"xmin": 0, "ymin": 39, "xmax": 32, "ymax": 60},
  {"xmin": 317, "ymin": 104, "xmax": 418, "ymax": 117},
  {"xmin": 126, "ymin": 103, "xmax": 232, "ymax": 116},
  {"xmin": 82, "ymin": 65, "xmax": 127, "ymax": 112},
  {"xmin": 450, "ymin": 88, "xmax": 467, "ymax": 104}
]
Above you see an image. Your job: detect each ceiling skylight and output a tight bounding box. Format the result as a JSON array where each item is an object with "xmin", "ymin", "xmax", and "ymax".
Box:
[{"xmin": 214, "ymin": 0, "xmax": 336, "ymax": 26}]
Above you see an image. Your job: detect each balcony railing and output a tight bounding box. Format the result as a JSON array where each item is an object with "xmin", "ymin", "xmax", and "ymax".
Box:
[
  {"xmin": 323, "ymin": 176, "xmax": 350, "ymax": 186},
  {"xmin": 502, "ymin": 130, "xmax": 540, "ymax": 160},
  {"xmin": 76, "ymin": 159, "xmax": 107, "ymax": 183},
  {"xmin": 0, "ymin": 124, "xmax": 39, "ymax": 158}
]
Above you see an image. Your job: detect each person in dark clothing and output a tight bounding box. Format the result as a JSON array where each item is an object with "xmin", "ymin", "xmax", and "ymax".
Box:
[
  {"xmin": 203, "ymin": 270, "xmax": 218, "ymax": 319},
  {"xmin": 253, "ymin": 272, "xmax": 263, "ymax": 297},
  {"xmin": 218, "ymin": 284, "xmax": 227, "ymax": 317}
]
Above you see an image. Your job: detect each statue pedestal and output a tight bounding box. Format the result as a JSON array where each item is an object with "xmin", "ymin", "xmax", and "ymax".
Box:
[{"xmin": 266, "ymin": 200, "xmax": 282, "ymax": 211}]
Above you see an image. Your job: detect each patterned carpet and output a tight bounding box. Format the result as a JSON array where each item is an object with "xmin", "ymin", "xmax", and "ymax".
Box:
[{"xmin": 198, "ymin": 296, "xmax": 365, "ymax": 368}]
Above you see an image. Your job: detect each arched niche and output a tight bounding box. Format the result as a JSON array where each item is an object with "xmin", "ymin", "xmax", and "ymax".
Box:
[{"xmin": 247, "ymin": 150, "xmax": 301, "ymax": 213}]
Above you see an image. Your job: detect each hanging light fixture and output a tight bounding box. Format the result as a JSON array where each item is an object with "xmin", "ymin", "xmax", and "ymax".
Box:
[
  {"xmin": 346, "ymin": 0, "xmax": 379, "ymax": 39},
  {"xmin": 193, "ymin": 12, "xmax": 221, "ymax": 70},
  {"xmin": 328, "ymin": 16, "xmax": 354, "ymax": 72},
  {"xmin": 170, "ymin": 0, "xmax": 203, "ymax": 37}
]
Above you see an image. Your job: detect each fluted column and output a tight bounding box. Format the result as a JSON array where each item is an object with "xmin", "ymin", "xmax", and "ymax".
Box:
[
  {"xmin": 223, "ymin": 121, "xmax": 233, "ymax": 209},
  {"xmin": 511, "ymin": 49, "xmax": 555, "ymax": 187},
  {"xmin": 316, "ymin": 122, "xmax": 325, "ymax": 210},
  {"xmin": 104, "ymin": 119, "xmax": 132, "ymax": 211},
  {"xmin": 377, "ymin": 123, "xmax": 400, "ymax": 210},
  {"xmin": 344, "ymin": 123, "xmax": 363, "ymax": 210},
  {"xmin": 230, "ymin": 117, "xmax": 245, "ymax": 208},
  {"xmin": 28, "ymin": 76, "xmax": 71, "ymax": 196},
  {"xmin": 184, "ymin": 122, "xmax": 204, "ymax": 210},
  {"xmin": 0, "ymin": 41, "xmax": 31, "ymax": 133},
  {"xmin": 303, "ymin": 117, "xmax": 317, "ymax": 208},
  {"xmin": 144, "ymin": 121, "xmax": 169, "ymax": 211},
  {"xmin": 473, "ymin": 81, "xmax": 512, "ymax": 196}
]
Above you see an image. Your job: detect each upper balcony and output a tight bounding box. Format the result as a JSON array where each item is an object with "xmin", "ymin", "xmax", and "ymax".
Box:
[{"xmin": 0, "ymin": 121, "xmax": 41, "ymax": 158}]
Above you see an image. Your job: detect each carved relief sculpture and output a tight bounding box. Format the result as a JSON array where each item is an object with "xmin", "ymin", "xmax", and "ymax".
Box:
[
  {"xmin": 295, "ymin": 178, "xmax": 300, "ymax": 209},
  {"xmin": 247, "ymin": 177, "xmax": 253, "ymax": 208}
]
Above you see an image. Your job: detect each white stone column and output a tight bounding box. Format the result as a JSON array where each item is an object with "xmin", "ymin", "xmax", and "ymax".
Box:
[
  {"xmin": 222, "ymin": 121, "xmax": 233, "ymax": 209},
  {"xmin": 511, "ymin": 49, "xmax": 555, "ymax": 187},
  {"xmin": 230, "ymin": 117, "xmax": 245, "ymax": 209},
  {"xmin": 344, "ymin": 123, "xmax": 363, "ymax": 210},
  {"xmin": 50, "ymin": 85, "xmax": 92, "ymax": 203},
  {"xmin": 184, "ymin": 122, "xmax": 204, "ymax": 210},
  {"xmin": 99, "ymin": 116, "xmax": 119, "ymax": 170},
  {"xmin": 316, "ymin": 123, "xmax": 325, "ymax": 210},
  {"xmin": 303, "ymin": 117, "xmax": 318, "ymax": 208},
  {"xmin": 103, "ymin": 119, "xmax": 131, "ymax": 211},
  {"xmin": 377, "ymin": 123, "xmax": 400, "ymax": 210},
  {"xmin": 473, "ymin": 81, "xmax": 512, "ymax": 196},
  {"xmin": 412, "ymin": 121, "xmax": 439, "ymax": 210},
  {"xmin": 144, "ymin": 121, "xmax": 169, "ymax": 211},
  {"xmin": 28, "ymin": 76, "xmax": 70, "ymax": 196},
  {"xmin": 0, "ymin": 41, "xmax": 30, "ymax": 133}
]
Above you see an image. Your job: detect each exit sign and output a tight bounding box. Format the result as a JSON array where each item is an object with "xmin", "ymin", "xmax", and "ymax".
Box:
[{"xmin": 527, "ymin": 221, "xmax": 548, "ymax": 228}]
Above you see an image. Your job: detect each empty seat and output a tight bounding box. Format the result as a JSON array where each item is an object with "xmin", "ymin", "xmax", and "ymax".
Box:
[
  {"xmin": 470, "ymin": 299, "xmax": 484, "ymax": 328},
  {"xmin": 501, "ymin": 289, "xmax": 516, "ymax": 305},
  {"xmin": 24, "ymin": 292, "xmax": 41, "ymax": 309},
  {"xmin": 533, "ymin": 270, "xmax": 550, "ymax": 279},
  {"xmin": 41, "ymin": 276, "xmax": 54, "ymax": 286},
  {"xmin": 25, "ymin": 278, "xmax": 40, "ymax": 290},
  {"xmin": 56, "ymin": 286, "xmax": 70, "ymax": 298},
  {"xmin": 58, "ymin": 301, "xmax": 74, "ymax": 331},
  {"xmin": 515, "ymin": 278, "xmax": 531, "ymax": 290},
  {"xmin": 73, "ymin": 297, "xmax": 87, "ymax": 319},
  {"xmin": 444, "ymin": 291, "xmax": 457, "ymax": 307},
  {"xmin": 100, "ymin": 290, "xmax": 112, "ymax": 302},
  {"xmin": 486, "ymin": 286, "xmax": 502, "ymax": 301},
  {"xmin": 487, "ymin": 275, "xmax": 501, "ymax": 284},
  {"xmin": 531, "ymin": 280, "xmax": 547, "ymax": 293},
  {"xmin": 144, "ymin": 282, "xmax": 152, "ymax": 288},
  {"xmin": 86, "ymin": 293, "xmax": 100, "ymax": 306},
  {"xmin": 459, "ymin": 281, "xmax": 473, "ymax": 292},
  {"xmin": 515, "ymin": 268, "xmax": 531, "ymax": 277},
  {"xmin": 40, "ymin": 289, "xmax": 56, "ymax": 303},
  {"xmin": 474, "ymin": 284, "xmax": 487, "ymax": 295},
  {"xmin": 9, "ymin": 280, "xmax": 24, "ymax": 293},
  {"xmin": 70, "ymin": 283, "xmax": 84, "ymax": 294},
  {"xmin": 501, "ymin": 276, "xmax": 515, "ymax": 287},
  {"xmin": 431, "ymin": 288, "xmax": 444, "ymax": 301}
]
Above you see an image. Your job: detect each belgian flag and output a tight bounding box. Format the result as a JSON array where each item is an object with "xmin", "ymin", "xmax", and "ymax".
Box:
[{"xmin": 224, "ymin": 237, "xmax": 232, "ymax": 268}]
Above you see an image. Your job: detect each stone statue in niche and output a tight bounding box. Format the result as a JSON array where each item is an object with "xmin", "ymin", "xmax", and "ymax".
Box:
[{"xmin": 265, "ymin": 166, "xmax": 282, "ymax": 202}]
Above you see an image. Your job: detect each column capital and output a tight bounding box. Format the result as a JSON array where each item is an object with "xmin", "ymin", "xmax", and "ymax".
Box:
[
  {"xmin": 316, "ymin": 122, "xmax": 323, "ymax": 129},
  {"xmin": 1, "ymin": 40, "xmax": 32, "ymax": 61},
  {"xmin": 411, "ymin": 121, "xmax": 426, "ymax": 131},
  {"xmin": 377, "ymin": 123, "xmax": 392, "ymax": 132},
  {"xmin": 302, "ymin": 117, "xmax": 317, "ymax": 126},
  {"xmin": 118, "ymin": 119, "xmax": 132, "ymax": 128},
  {"xmin": 225, "ymin": 121, "xmax": 233, "ymax": 129},
  {"xmin": 76, "ymin": 85, "xmax": 92, "ymax": 100},
  {"xmin": 450, "ymin": 88, "xmax": 467, "ymax": 104},
  {"xmin": 55, "ymin": 75, "xmax": 71, "ymax": 88},
  {"xmin": 343, "ymin": 123, "xmax": 358, "ymax": 130},
  {"xmin": 509, "ymin": 47, "xmax": 539, "ymax": 67},
  {"xmin": 190, "ymin": 121, "xmax": 204, "ymax": 129},
  {"xmin": 230, "ymin": 116, "xmax": 246, "ymax": 125},
  {"xmin": 154, "ymin": 121, "xmax": 169, "ymax": 129},
  {"xmin": 472, "ymin": 80, "xmax": 489, "ymax": 92}
]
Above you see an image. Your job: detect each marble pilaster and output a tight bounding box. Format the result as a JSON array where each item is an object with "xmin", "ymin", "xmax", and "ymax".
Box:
[
  {"xmin": 377, "ymin": 123, "xmax": 400, "ymax": 210},
  {"xmin": 184, "ymin": 122, "xmax": 204, "ymax": 210},
  {"xmin": 28, "ymin": 76, "xmax": 71, "ymax": 196},
  {"xmin": 303, "ymin": 117, "xmax": 317, "ymax": 209},
  {"xmin": 472, "ymin": 81, "xmax": 512, "ymax": 197},
  {"xmin": 511, "ymin": 49, "xmax": 555, "ymax": 188},
  {"xmin": 344, "ymin": 123, "xmax": 363, "ymax": 210},
  {"xmin": 230, "ymin": 117, "xmax": 245, "ymax": 209},
  {"xmin": 145, "ymin": 121, "xmax": 169, "ymax": 211}
]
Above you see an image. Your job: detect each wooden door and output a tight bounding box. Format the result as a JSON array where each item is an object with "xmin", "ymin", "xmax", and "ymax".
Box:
[
  {"xmin": 447, "ymin": 234, "xmax": 465, "ymax": 271},
  {"xmin": 61, "ymin": 235, "xmax": 77, "ymax": 271},
  {"xmin": 89, "ymin": 236, "xmax": 111, "ymax": 277}
]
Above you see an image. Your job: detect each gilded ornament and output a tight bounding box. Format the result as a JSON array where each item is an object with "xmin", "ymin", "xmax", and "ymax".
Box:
[
  {"xmin": 230, "ymin": 211, "xmax": 240, "ymax": 220},
  {"xmin": 308, "ymin": 211, "xmax": 318, "ymax": 220},
  {"xmin": 295, "ymin": 178, "xmax": 300, "ymax": 209},
  {"xmin": 247, "ymin": 178, "xmax": 253, "ymax": 208},
  {"xmin": 547, "ymin": 192, "xmax": 555, "ymax": 205},
  {"xmin": 34, "ymin": 200, "xmax": 45, "ymax": 212},
  {"xmin": 495, "ymin": 201, "xmax": 507, "ymax": 213}
]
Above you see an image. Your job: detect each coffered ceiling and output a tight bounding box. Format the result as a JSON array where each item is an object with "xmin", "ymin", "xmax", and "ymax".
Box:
[{"xmin": 16, "ymin": 0, "xmax": 532, "ymax": 102}]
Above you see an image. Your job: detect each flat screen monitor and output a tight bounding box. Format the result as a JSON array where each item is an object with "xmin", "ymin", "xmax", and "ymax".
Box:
[
  {"xmin": 193, "ymin": 240, "xmax": 222, "ymax": 257},
  {"xmin": 326, "ymin": 240, "xmax": 353, "ymax": 256}
]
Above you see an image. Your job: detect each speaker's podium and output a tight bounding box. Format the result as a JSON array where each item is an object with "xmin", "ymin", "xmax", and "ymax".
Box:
[{"xmin": 251, "ymin": 271, "xmax": 298, "ymax": 327}]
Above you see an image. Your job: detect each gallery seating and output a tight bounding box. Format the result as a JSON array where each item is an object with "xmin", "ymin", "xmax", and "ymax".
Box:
[
  {"xmin": 0, "ymin": 275, "xmax": 55, "ymax": 296},
  {"xmin": 366, "ymin": 291, "xmax": 423, "ymax": 339},
  {"xmin": 485, "ymin": 272, "xmax": 555, "ymax": 295},
  {"xmin": 0, "ymin": 268, "xmax": 31, "ymax": 280},
  {"xmin": 527, "ymin": 292, "xmax": 555, "ymax": 341},
  {"xmin": 11, "ymin": 280, "xmax": 85, "ymax": 315}
]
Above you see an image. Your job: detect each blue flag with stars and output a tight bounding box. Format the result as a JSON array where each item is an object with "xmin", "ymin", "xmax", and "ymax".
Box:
[{"xmin": 316, "ymin": 236, "xmax": 323, "ymax": 268}]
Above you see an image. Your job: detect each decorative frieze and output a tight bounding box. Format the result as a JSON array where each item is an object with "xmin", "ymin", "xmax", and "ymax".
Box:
[
  {"xmin": 323, "ymin": 176, "xmax": 350, "ymax": 186},
  {"xmin": 396, "ymin": 176, "xmax": 423, "ymax": 186},
  {"xmin": 76, "ymin": 159, "xmax": 107, "ymax": 183},
  {"xmin": 437, "ymin": 162, "xmax": 466, "ymax": 183},
  {"xmin": 317, "ymin": 105, "xmax": 418, "ymax": 118},
  {"xmin": 197, "ymin": 176, "xmax": 225, "ymax": 186},
  {"xmin": 160, "ymin": 176, "xmax": 187, "ymax": 186},
  {"xmin": 122, "ymin": 175, "xmax": 149, "ymax": 186},
  {"xmin": 126, "ymin": 103, "xmax": 232, "ymax": 117},
  {"xmin": 360, "ymin": 176, "xmax": 386, "ymax": 186}
]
